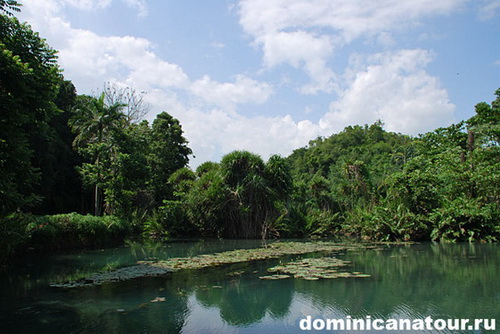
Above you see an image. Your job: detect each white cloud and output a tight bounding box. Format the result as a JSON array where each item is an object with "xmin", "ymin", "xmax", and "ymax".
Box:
[
  {"xmin": 239, "ymin": 0, "xmax": 466, "ymax": 93},
  {"xmin": 16, "ymin": 0, "xmax": 465, "ymax": 168},
  {"xmin": 123, "ymin": 45, "xmax": 190, "ymax": 90},
  {"xmin": 18, "ymin": 0, "xmax": 286, "ymax": 167},
  {"xmin": 257, "ymin": 30, "xmax": 337, "ymax": 93},
  {"xmin": 181, "ymin": 109, "xmax": 321, "ymax": 166},
  {"xmin": 320, "ymin": 49, "xmax": 455, "ymax": 135},
  {"xmin": 37, "ymin": 24, "xmax": 189, "ymax": 93},
  {"xmin": 63, "ymin": 0, "xmax": 112, "ymax": 11},
  {"xmin": 60, "ymin": 0, "xmax": 147, "ymax": 16},
  {"xmin": 258, "ymin": 31, "xmax": 331, "ymax": 69},
  {"xmin": 191, "ymin": 75, "xmax": 274, "ymax": 109},
  {"xmin": 239, "ymin": 0, "xmax": 465, "ymax": 40}
]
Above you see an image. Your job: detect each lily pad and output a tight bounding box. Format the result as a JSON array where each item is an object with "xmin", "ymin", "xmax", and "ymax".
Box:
[
  {"xmin": 259, "ymin": 274, "xmax": 291, "ymax": 280},
  {"xmin": 267, "ymin": 256, "xmax": 370, "ymax": 280},
  {"xmin": 353, "ymin": 273, "xmax": 371, "ymax": 278},
  {"xmin": 50, "ymin": 242, "xmax": 372, "ymax": 288}
]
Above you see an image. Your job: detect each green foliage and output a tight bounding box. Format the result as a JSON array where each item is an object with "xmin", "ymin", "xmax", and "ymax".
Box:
[
  {"xmin": 69, "ymin": 93, "xmax": 127, "ymax": 215},
  {"xmin": 102, "ymin": 121, "xmax": 152, "ymax": 216},
  {"xmin": 387, "ymin": 163, "xmax": 442, "ymax": 215},
  {"xmin": 287, "ymin": 121, "xmax": 415, "ymax": 238},
  {"xmin": 467, "ymin": 89, "xmax": 500, "ymax": 147},
  {"xmin": 216, "ymin": 151, "xmax": 291, "ymax": 238},
  {"xmin": 0, "ymin": 15, "xmax": 60, "ymax": 214},
  {"xmin": 149, "ymin": 112, "xmax": 192, "ymax": 203},
  {"xmin": 28, "ymin": 213, "xmax": 130, "ymax": 250},
  {"xmin": 163, "ymin": 152, "xmax": 294, "ymax": 239},
  {"xmin": 417, "ymin": 122, "xmax": 468, "ymax": 154},
  {"xmin": 430, "ymin": 200, "xmax": 498, "ymax": 242},
  {"xmin": 186, "ymin": 167, "xmax": 227, "ymax": 237},
  {"xmin": 169, "ymin": 167, "xmax": 196, "ymax": 198},
  {"xmin": 70, "ymin": 98, "xmax": 192, "ymax": 217},
  {"xmin": 305, "ymin": 209, "xmax": 343, "ymax": 238},
  {"xmin": 357, "ymin": 204, "xmax": 428, "ymax": 241},
  {"xmin": 0, "ymin": 213, "xmax": 31, "ymax": 264},
  {"xmin": 31, "ymin": 79, "xmax": 83, "ymax": 214},
  {"xmin": 195, "ymin": 161, "xmax": 219, "ymax": 176},
  {"xmin": 0, "ymin": 1, "xmax": 21, "ymax": 16},
  {"xmin": 0, "ymin": 0, "xmax": 498, "ymax": 251},
  {"xmin": 142, "ymin": 209, "xmax": 170, "ymax": 241},
  {"xmin": 285, "ymin": 93, "xmax": 499, "ymax": 242},
  {"xmin": 148, "ymin": 200, "xmax": 193, "ymax": 238},
  {"xmin": 0, "ymin": 213, "xmax": 131, "ymax": 264}
]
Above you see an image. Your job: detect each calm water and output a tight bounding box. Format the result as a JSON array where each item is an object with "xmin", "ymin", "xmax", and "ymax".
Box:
[{"xmin": 0, "ymin": 240, "xmax": 499, "ymax": 333}]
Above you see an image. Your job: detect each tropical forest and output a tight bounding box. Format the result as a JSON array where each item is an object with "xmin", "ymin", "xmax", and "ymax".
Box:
[{"xmin": 0, "ymin": 2, "xmax": 499, "ymax": 333}]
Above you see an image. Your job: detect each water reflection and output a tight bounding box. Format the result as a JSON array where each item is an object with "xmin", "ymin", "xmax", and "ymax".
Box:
[
  {"xmin": 0, "ymin": 242, "xmax": 498, "ymax": 333},
  {"xmin": 194, "ymin": 274, "xmax": 293, "ymax": 325}
]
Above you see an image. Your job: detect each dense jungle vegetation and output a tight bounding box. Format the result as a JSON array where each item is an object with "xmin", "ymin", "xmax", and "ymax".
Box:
[{"xmin": 1, "ymin": 1, "xmax": 499, "ymax": 264}]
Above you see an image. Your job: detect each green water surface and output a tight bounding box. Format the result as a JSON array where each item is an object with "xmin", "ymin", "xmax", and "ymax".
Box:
[{"xmin": 0, "ymin": 241, "xmax": 499, "ymax": 333}]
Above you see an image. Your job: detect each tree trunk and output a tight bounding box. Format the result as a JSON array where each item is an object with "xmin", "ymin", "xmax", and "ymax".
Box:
[
  {"xmin": 94, "ymin": 185, "xmax": 102, "ymax": 216},
  {"xmin": 467, "ymin": 130, "xmax": 475, "ymax": 170}
]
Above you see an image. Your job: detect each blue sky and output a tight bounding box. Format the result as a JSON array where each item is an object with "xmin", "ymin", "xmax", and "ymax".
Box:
[{"xmin": 18, "ymin": 0, "xmax": 500, "ymax": 166}]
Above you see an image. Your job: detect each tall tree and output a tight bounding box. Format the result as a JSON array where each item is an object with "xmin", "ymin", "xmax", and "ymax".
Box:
[
  {"xmin": 69, "ymin": 93, "xmax": 127, "ymax": 215},
  {"xmin": 101, "ymin": 82, "xmax": 151, "ymax": 124},
  {"xmin": 0, "ymin": 13, "xmax": 60, "ymax": 215},
  {"xmin": 31, "ymin": 79, "xmax": 84, "ymax": 214},
  {"xmin": 220, "ymin": 151, "xmax": 265, "ymax": 238},
  {"xmin": 186, "ymin": 164, "xmax": 227, "ymax": 236},
  {"xmin": 219, "ymin": 151, "xmax": 291, "ymax": 239},
  {"xmin": 467, "ymin": 88, "xmax": 500, "ymax": 147},
  {"xmin": 103, "ymin": 120, "xmax": 152, "ymax": 216},
  {"xmin": 148, "ymin": 112, "xmax": 192, "ymax": 203}
]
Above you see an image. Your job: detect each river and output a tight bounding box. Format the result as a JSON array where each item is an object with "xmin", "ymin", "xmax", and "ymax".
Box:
[{"xmin": 0, "ymin": 240, "xmax": 498, "ymax": 333}]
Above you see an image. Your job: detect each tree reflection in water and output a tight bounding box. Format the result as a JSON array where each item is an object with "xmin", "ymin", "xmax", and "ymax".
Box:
[{"xmin": 1, "ymin": 242, "xmax": 499, "ymax": 333}]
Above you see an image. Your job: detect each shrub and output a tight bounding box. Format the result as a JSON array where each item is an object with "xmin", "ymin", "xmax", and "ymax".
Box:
[
  {"xmin": 142, "ymin": 201, "xmax": 195, "ymax": 240},
  {"xmin": 306, "ymin": 210, "xmax": 343, "ymax": 238},
  {"xmin": 28, "ymin": 213, "xmax": 131, "ymax": 250},
  {"xmin": 430, "ymin": 200, "xmax": 499, "ymax": 242},
  {"xmin": 341, "ymin": 204, "xmax": 429, "ymax": 242},
  {"xmin": 0, "ymin": 213, "xmax": 32, "ymax": 265}
]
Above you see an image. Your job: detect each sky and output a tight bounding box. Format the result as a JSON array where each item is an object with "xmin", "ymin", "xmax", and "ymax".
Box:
[{"xmin": 17, "ymin": 0, "xmax": 500, "ymax": 167}]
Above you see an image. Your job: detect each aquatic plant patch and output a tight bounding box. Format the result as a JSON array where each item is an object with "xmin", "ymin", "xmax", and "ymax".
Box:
[
  {"xmin": 49, "ymin": 242, "xmax": 373, "ymax": 288},
  {"xmin": 49, "ymin": 263, "xmax": 175, "ymax": 288},
  {"xmin": 260, "ymin": 257, "xmax": 370, "ymax": 280}
]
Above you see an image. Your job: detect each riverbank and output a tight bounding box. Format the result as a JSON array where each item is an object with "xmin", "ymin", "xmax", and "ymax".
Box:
[{"xmin": 0, "ymin": 213, "xmax": 131, "ymax": 266}]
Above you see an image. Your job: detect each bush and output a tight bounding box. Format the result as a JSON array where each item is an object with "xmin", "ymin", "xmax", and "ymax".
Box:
[
  {"xmin": 305, "ymin": 210, "xmax": 343, "ymax": 238},
  {"xmin": 142, "ymin": 200, "xmax": 196, "ymax": 240},
  {"xmin": 430, "ymin": 200, "xmax": 499, "ymax": 242},
  {"xmin": 342, "ymin": 204, "xmax": 429, "ymax": 242},
  {"xmin": 142, "ymin": 209, "xmax": 170, "ymax": 240},
  {"xmin": 368, "ymin": 205, "xmax": 429, "ymax": 241},
  {"xmin": 0, "ymin": 213, "xmax": 32, "ymax": 265},
  {"xmin": 28, "ymin": 213, "xmax": 131, "ymax": 250}
]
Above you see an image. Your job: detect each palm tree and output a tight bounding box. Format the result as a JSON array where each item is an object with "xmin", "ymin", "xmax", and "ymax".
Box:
[
  {"xmin": 220, "ymin": 151, "xmax": 291, "ymax": 239},
  {"xmin": 0, "ymin": 1, "xmax": 21, "ymax": 16},
  {"xmin": 70, "ymin": 93, "xmax": 127, "ymax": 215},
  {"xmin": 262, "ymin": 155, "xmax": 292, "ymax": 238}
]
